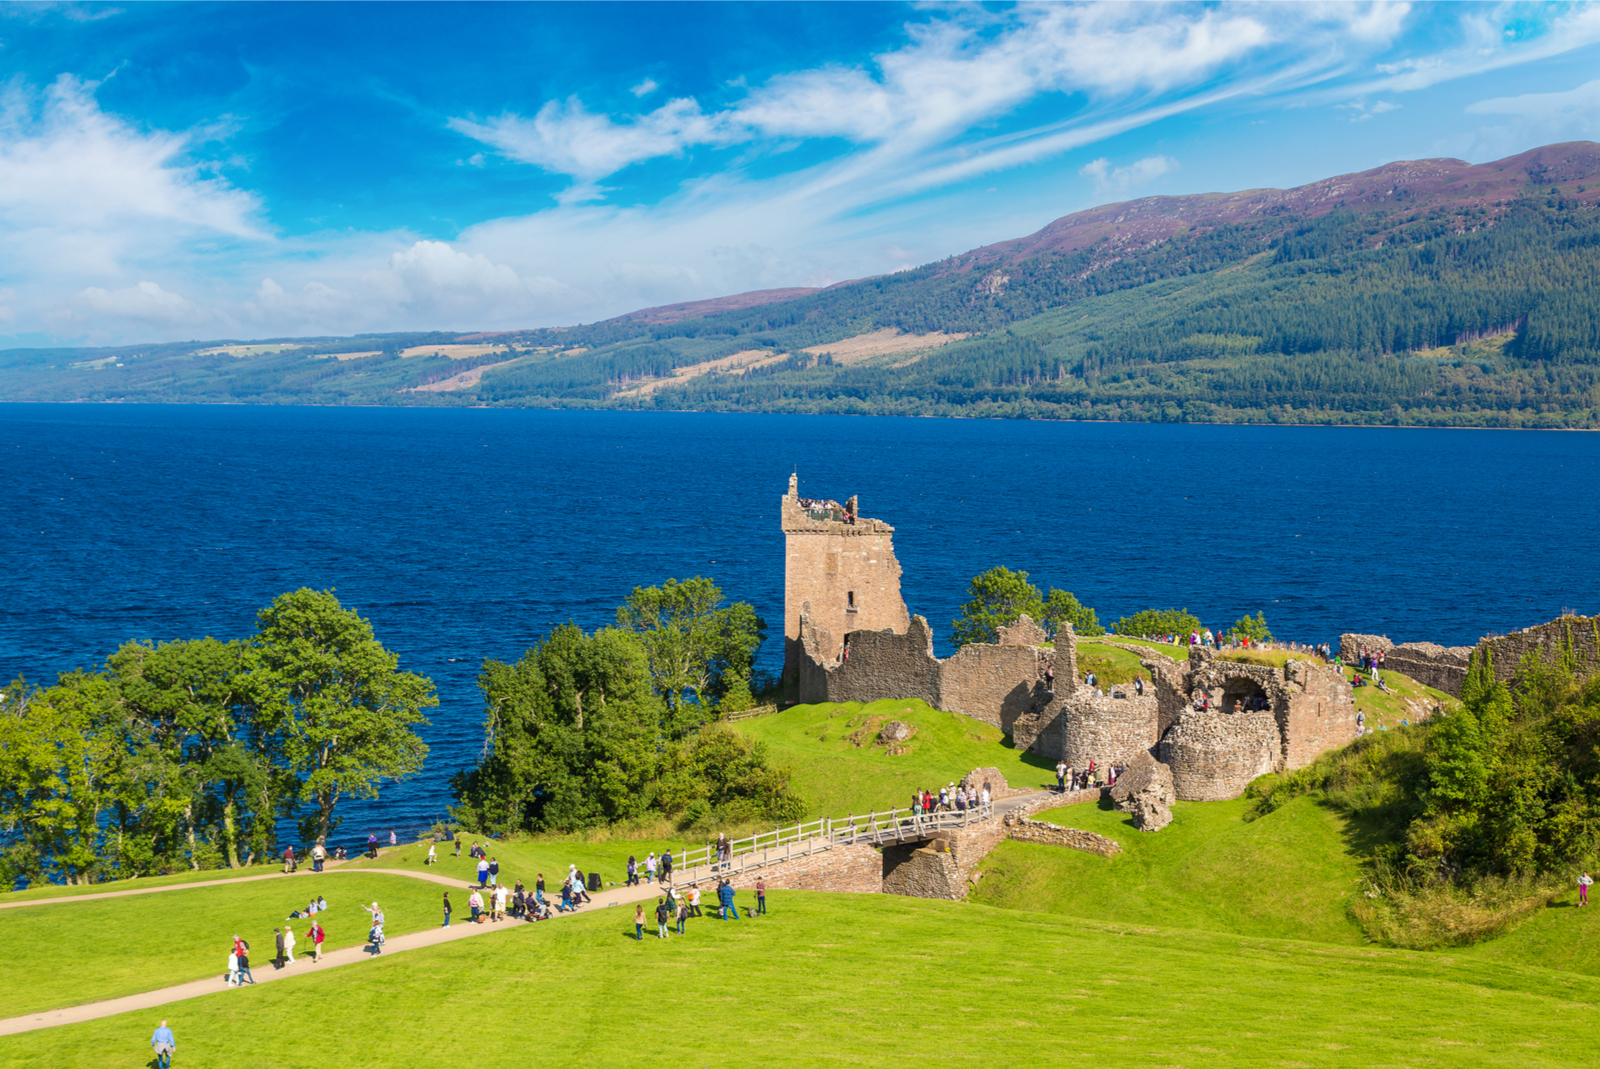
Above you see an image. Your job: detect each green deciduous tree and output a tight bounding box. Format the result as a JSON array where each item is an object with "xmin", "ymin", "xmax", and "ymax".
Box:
[
  {"xmin": 247, "ymin": 589, "xmax": 435, "ymax": 845},
  {"xmin": 1042, "ymin": 588, "xmax": 1104, "ymax": 637},
  {"xmin": 952, "ymin": 567, "xmax": 1043, "ymax": 647},
  {"xmin": 1113, "ymin": 608, "xmax": 1203, "ymax": 640},
  {"xmin": 1227, "ymin": 612, "xmax": 1274, "ymax": 643},
  {"xmin": 615, "ymin": 576, "xmax": 765, "ymax": 735}
]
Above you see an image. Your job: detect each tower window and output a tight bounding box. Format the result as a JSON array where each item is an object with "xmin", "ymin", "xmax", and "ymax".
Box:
[{"xmin": 847, "ymin": 591, "xmax": 856, "ymax": 612}]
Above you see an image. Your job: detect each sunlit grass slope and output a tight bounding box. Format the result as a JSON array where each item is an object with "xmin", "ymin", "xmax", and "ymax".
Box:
[
  {"xmin": 731, "ymin": 699, "xmax": 1052, "ymax": 815},
  {"xmin": 0, "ymin": 873, "xmax": 444, "ymax": 1016},
  {"xmin": 5, "ymin": 891, "xmax": 1597, "ymax": 1069},
  {"xmin": 1, "ymin": 865, "xmax": 286, "ymax": 903},
  {"xmin": 1461, "ymin": 881, "xmax": 1600, "ymax": 978},
  {"xmin": 971, "ymin": 795, "xmax": 1371, "ymax": 945}
]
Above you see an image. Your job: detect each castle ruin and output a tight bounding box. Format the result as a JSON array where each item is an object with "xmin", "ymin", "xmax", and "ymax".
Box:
[{"xmin": 783, "ymin": 476, "xmax": 1359, "ymax": 801}]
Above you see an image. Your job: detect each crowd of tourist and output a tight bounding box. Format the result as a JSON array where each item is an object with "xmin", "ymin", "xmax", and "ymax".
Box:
[
  {"xmin": 1054, "ymin": 758, "xmax": 1123, "ymax": 792},
  {"xmin": 910, "ymin": 781, "xmax": 992, "ymax": 816}
]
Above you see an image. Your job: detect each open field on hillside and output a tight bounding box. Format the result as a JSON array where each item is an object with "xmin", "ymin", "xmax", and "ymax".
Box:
[
  {"xmin": 341, "ymin": 832, "xmax": 702, "ymax": 890},
  {"xmin": 972, "ymin": 795, "xmax": 1372, "ymax": 945},
  {"xmin": 5, "ymin": 890, "xmax": 1597, "ymax": 1067},
  {"xmin": 730, "ymin": 699, "xmax": 1053, "ymax": 814},
  {"xmin": 192, "ymin": 344, "xmax": 305, "ymax": 357},
  {"xmin": 0, "ymin": 873, "xmax": 444, "ymax": 1016},
  {"xmin": 396, "ymin": 343, "xmax": 513, "ymax": 359},
  {"xmin": 612, "ymin": 348, "xmax": 788, "ymax": 398},
  {"xmin": 801, "ymin": 328, "xmax": 969, "ymax": 365},
  {"xmin": 2, "ymin": 865, "xmax": 285, "ymax": 903}
]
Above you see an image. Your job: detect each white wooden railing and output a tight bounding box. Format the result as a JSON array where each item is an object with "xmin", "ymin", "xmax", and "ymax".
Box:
[{"xmin": 669, "ymin": 802, "xmax": 995, "ymax": 885}]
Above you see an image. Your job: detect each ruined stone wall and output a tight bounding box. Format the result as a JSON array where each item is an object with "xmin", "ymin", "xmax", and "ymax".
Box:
[
  {"xmin": 1007, "ymin": 789, "xmax": 1107, "ymax": 819},
  {"xmin": 1159, "ymin": 706, "xmax": 1282, "ymax": 801},
  {"xmin": 1479, "ymin": 615, "xmax": 1600, "ymax": 688},
  {"xmin": 1009, "ymin": 700, "xmax": 1066, "ymax": 756},
  {"xmin": 782, "ymin": 474, "xmax": 910, "ymax": 690},
  {"xmin": 1340, "ymin": 632, "xmax": 1470, "ymax": 697},
  {"xmin": 1002, "ymin": 817, "xmax": 1122, "ymax": 857},
  {"xmin": 939, "ymin": 642, "xmax": 1050, "ymax": 733},
  {"xmin": 1277, "ymin": 659, "xmax": 1358, "ymax": 769},
  {"xmin": 1061, "ymin": 690, "xmax": 1160, "ymax": 771},
  {"xmin": 712, "ymin": 842, "xmax": 883, "ymax": 896},
  {"xmin": 797, "ymin": 614, "xmax": 941, "ymax": 706}
]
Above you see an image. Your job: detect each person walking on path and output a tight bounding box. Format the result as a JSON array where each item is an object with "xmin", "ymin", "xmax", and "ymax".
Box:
[
  {"xmin": 646, "ymin": 852, "xmax": 658, "ymax": 884},
  {"xmin": 627, "ymin": 856, "xmax": 638, "ymax": 886},
  {"xmin": 1581, "ymin": 872, "xmax": 1593, "ymax": 906},
  {"xmin": 151, "ymin": 1020, "xmax": 176, "ymax": 1069},
  {"xmin": 1056, "ymin": 759, "xmax": 1068, "ymax": 792},
  {"xmin": 273, "ymin": 928, "xmax": 286, "ymax": 969},
  {"xmin": 234, "ymin": 937, "xmax": 255, "ymax": 985},
  {"xmin": 661, "ymin": 849, "xmax": 673, "ymax": 883},
  {"xmin": 226, "ymin": 947, "xmax": 239, "ymax": 988},
  {"xmin": 442, "ymin": 892, "xmax": 452, "ymax": 927},
  {"xmin": 755, "ymin": 878, "xmax": 767, "ymax": 916},
  {"xmin": 282, "ymin": 845, "xmax": 296, "ymax": 874},
  {"xmin": 469, "ymin": 888, "xmax": 483, "ymax": 923},
  {"xmin": 476, "ymin": 856, "xmax": 489, "ymax": 888},
  {"xmin": 311, "ymin": 842, "xmax": 326, "ymax": 872},
  {"xmin": 310, "ymin": 920, "xmax": 324, "ymax": 962},
  {"xmin": 283, "ymin": 925, "xmax": 296, "ymax": 965},
  {"xmin": 494, "ymin": 882, "xmax": 508, "ymax": 921},
  {"xmin": 634, "ymin": 903, "xmax": 646, "ymax": 941},
  {"xmin": 655, "ymin": 897, "xmax": 671, "ymax": 939}
]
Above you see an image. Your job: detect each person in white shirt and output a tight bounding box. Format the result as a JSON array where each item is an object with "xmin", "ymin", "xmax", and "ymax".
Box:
[
  {"xmin": 426, "ymin": 843, "xmax": 437, "ymax": 866},
  {"xmin": 493, "ymin": 883, "xmax": 509, "ymax": 921},
  {"xmin": 283, "ymin": 926, "xmax": 296, "ymax": 964},
  {"xmin": 227, "ymin": 949, "xmax": 239, "ymax": 987},
  {"xmin": 646, "ymin": 852, "xmax": 658, "ymax": 883}
]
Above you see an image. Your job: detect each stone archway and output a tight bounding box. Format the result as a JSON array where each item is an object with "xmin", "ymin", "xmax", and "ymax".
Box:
[{"xmin": 1219, "ymin": 676, "xmax": 1269, "ymax": 714}]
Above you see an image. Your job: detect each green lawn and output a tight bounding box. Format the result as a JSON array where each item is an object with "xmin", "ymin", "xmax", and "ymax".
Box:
[
  {"xmin": 1460, "ymin": 882, "xmax": 1600, "ymax": 978},
  {"xmin": 1098, "ymin": 635, "xmax": 1189, "ymax": 659},
  {"xmin": 1349, "ymin": 668, "xmax": 1460, "ymax": 730},
  {"xmin": 1075, "ymin": 641, "xmax": 1150, "ymax": 684},
  {"xmin": 731, "ymin": 698, "xmax": 1053, "ymax": 814},
  {"xmin": 971, "ymin": 795, "xmax": 1371, "ymax": 945},
  {"xmin": 343, "ymin": 833, "xmax": 704, "ymax": 892},
  {"xmin": 4, "ymin": 890, "xmax": 1597, "ymax": 1068},
  {"xmin": 1, "ymin": 865, "xmax": 289, "ymax": 903},
  {"xmin": 0, "ymin": 872, "xmax": 448, "ymax": 1016}
]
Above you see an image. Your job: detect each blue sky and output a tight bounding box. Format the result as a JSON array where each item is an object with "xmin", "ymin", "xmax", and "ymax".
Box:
[{"xmin": 4, "ymin": 1, "xmax": 1600, "ymax": 347}]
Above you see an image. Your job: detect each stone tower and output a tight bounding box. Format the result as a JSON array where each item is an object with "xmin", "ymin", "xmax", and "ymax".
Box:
[{"xmin": 781, "ymin": 473, "xmax": 910, "ymax": 696}]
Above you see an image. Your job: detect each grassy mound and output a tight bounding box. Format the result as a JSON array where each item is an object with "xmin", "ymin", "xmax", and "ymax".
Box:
[
  {"xmin": 0, "ymin": 873, "xmax": 446, "ymax": 1016},
  {"xmin": 729, "ymin": 699, "xmax": 1051, "ymax": 815},
  {"xmin": 971, "ymin": 795, "xmax": 1371, "ymax": 944},
  {"xmin": 5, "ymin": 890, "xmax": 1597, "ymax": 1068}
]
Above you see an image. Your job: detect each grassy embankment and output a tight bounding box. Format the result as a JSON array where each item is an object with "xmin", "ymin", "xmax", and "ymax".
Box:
[
  {"xmin": 4, "ymin": 890, "xmax": 1598, "ymax": 1068},
  {"xmin": 972, "ymin": 795, "xmax": 1373, "ymax": 945},
  {"xmin": 0, "ymin": 873, "xmax": 445, "ymax": 1017},
  {"xmin": 729, "ymin": 698, "xmax": 1053, "ymax": 814}
]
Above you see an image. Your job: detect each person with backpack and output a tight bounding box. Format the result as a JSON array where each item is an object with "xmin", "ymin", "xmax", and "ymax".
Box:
[
  {"xmin": 655, "ymin": 896, "xmax": 671, "ymax": 939},
  {"xmin": 676, "ymin": 894, "xmax": 689, "ymax": 935},
  {"xmin": 311, "ymin": 841, "xmax": 326, "ymax": 872},
  {"xmin": 234, "ymin": 936, "xmax": 255, "ymax": 984},
  {"xmin": 661, "ymin": 849, "xmax": 673, "ymax": 883}
]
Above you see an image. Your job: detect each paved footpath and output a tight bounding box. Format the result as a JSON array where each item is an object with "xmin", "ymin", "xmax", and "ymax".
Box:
[{"xmin": 0, "ymin": 867, "xmax": 666, "ymax": 1037}]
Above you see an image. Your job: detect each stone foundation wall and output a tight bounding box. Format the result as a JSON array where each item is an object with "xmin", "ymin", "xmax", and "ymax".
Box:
[
  {"xmin": 1339, "ymin": 633, "xmax": 1393, "ymax": 661},
  {"xmin": 1340, "ymin": 632, "xmax": 1471, "ymax": 697},
  {"xmin": 1278, "ymin": 659, "xmax": 1357, "ymax": 769},
  {"xmin": 1008, "ymin": 789, "xmax": 1107, "ymax": 819},
  {"xmin": 1002, "ymin": 817, "xmax": 1122, "ymax": 857},
  {"xmin": 711, "ymin": 843, "xmax": 884, "ymax": 895}
]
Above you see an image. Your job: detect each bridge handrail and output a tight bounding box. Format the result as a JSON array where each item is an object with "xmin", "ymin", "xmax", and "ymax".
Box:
[{"xmin": 672, "ymin": 802, "xmax": 997, "ymax": 882}]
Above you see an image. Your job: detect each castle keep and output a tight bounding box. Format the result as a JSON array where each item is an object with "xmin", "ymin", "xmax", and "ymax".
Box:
[
  {"xmin": 783, "ymin": 476, "xmax": 1358, "ymax": 801},
  {"xmin": 781, "ymin": 473, "xmax": 910, "ymax": 696}
]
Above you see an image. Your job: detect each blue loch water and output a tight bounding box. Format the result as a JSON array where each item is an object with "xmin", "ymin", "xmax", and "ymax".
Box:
[{"xmin": 3, "ymin": 403, "xmax": 1598, "ymax": 836}]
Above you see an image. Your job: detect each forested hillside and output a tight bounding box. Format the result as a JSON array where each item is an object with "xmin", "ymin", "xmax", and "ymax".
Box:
[{"xmin": 6, "ymin": 143, "xmax": 1600, "ymax": 427}]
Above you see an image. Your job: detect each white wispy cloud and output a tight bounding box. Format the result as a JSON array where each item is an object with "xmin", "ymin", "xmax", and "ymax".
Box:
[{"xmin": 6, "ymin": 2, "xmax": 1600, "ymax": 345}]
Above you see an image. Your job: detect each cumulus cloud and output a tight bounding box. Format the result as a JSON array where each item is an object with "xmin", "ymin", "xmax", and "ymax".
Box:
[
  {"xmin": 1459, "ymin": 77, "xmax": 1600, "ymax": 160},
  {"xmin": 78, "ymin": 280, "xmax": 196, "ymax": 324},
  {"xmin": 1079, "ymin": 155, "xmax": 1179, "ymax": 199}
]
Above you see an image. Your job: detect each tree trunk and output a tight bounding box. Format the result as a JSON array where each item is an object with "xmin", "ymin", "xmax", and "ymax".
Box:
[{"xmin": 222, "ymin": 789, "xmax": 240, "ymax": 869}]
